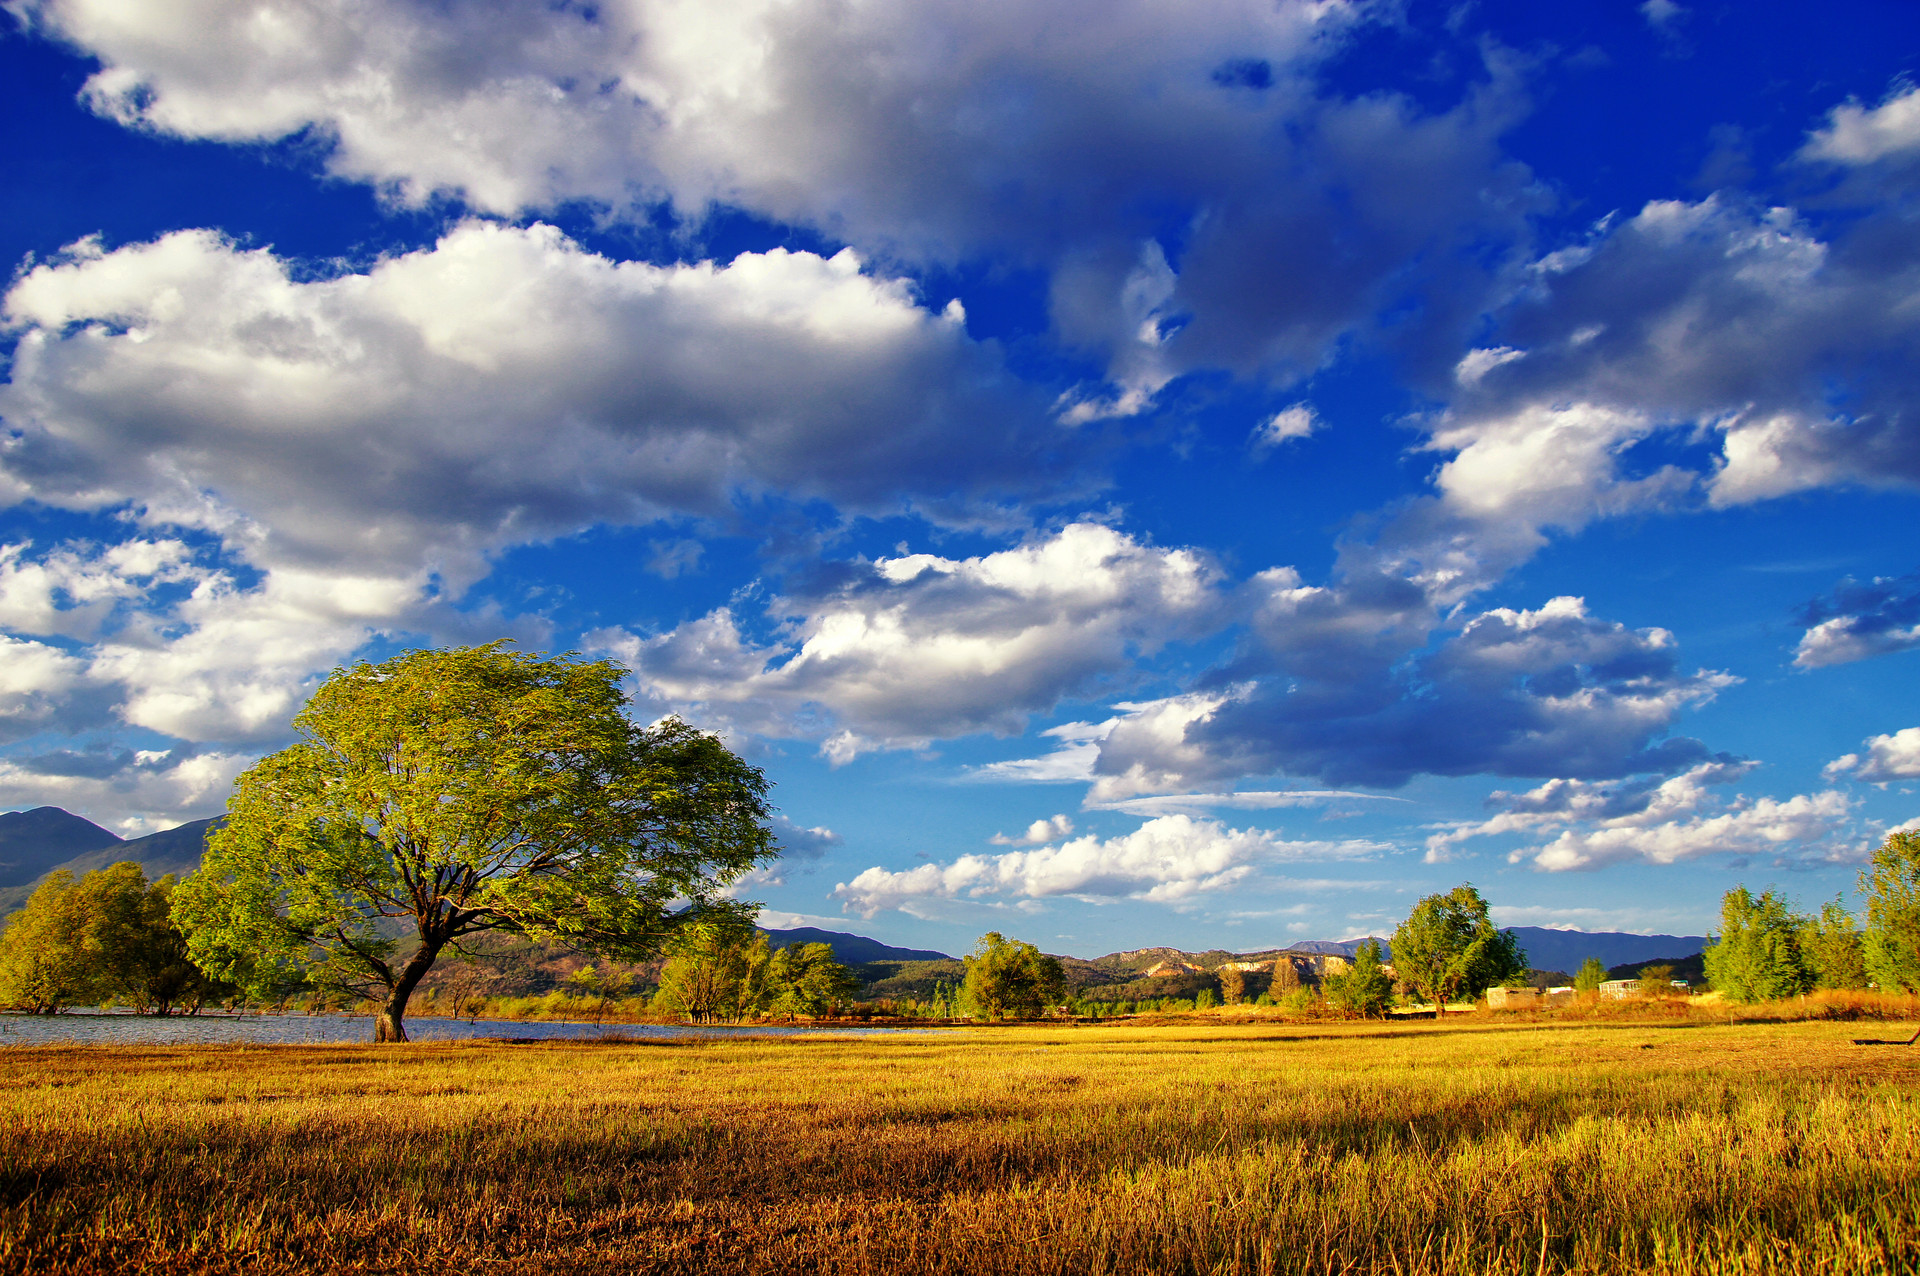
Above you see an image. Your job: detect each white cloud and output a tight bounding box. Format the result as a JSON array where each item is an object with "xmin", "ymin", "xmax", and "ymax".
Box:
[
  {"xmin": 1249, "ymin": 403, "xmax": 1319, "ymax": 454},
  {"xmin": 603, "ymin": 523, "xmax": 1225, "ymax": 755},
  {"xmin": 1801, "ymin": 85, "xmax": 1920, "ymax": 166},
  {"xmin": 1827, "ymin": 728, "xmax": 1920, "ymax": 783},
  {"xmin": 1, "ymin": 224, "xmax": 1064, "ymax": 583},
  {"xmin": 16, "ymin": 0, "xmax": 1537, "ymax": 395},
  {"xmin": 0, "ymin": 539, "xmax": 197, "ymax": 639},
  {"xmin": 831, "ymin": 813, "xmax": 1380, "ymax": 917},
  {"xmin": 0, "ymin": 747, "xmax": 252, "ymax": 836},
  {"xmin": 990, "ymin": 814, "xmax": 1075, "ymax": 846},
  {"xmin": 1524, "ymin": 789, "xmax": 1853, "ymax": 872},
  {"xmin": 1794, "ymin": 571, "xmax": 1920, "ymax": 668}
]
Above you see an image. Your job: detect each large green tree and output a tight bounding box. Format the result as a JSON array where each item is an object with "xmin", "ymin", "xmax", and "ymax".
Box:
[
  {"xmin": 174, "ymin": 643, "xmax": 776, "ymax": 1041},
  {"xmin": 1803, "ymin": 898, "xmax": 1868, "ymax": 991},
  {"xmin": 1702, "ymin": 886, "xmax": 1813, "ymax": 1003},
  {"xmin": 1390, "ymin": 885, "xmax": 1527, "ymax": 1017},
  {"xmin": 960, "ymin": 932, "xmax": 1065, "ymax": 1020},
  {"xmin": 1863, "ymin": 829, "xmax": 1920, "ymax": 993},
  {"xmin": 0, "ymin": 861, "xmax": 219, "ymax": 1015}
]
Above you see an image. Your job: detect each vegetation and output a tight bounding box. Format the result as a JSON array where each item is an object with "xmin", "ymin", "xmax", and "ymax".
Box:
[
  {"xmin": 1704, "ymin": 887, "xmax": 1815, "ymax": 1004},
  {"xmin": 960, "ymin": 931, "xmax": 1065, "ymax": 1019},
  {"xmin": 1864, "ymin": 828, "xmax": 1920, "ymax": 993},
  {"xmin": 173, "ymin": 643, "xmax": 775, "ymax": 1042},
  {"xmin": 1390, "ymin": 884, "xmax": 1527, "ymax": 1015},
  {"xmin": 1322, "ymin": 938, "xmax": 1393, "ymax": 1017},
  {"xmin": 3, "ymin": 1019, "xmax": 1915, "ymax": 1274},
  {"xmin": 651, "ymin": 925, "xmax": 860, "ymax": 1021},
  {"xmin": 1803, "ymin": 898, "xmax": 1868, "ymax": 991},
  {"xmin": 0, "ymin": 862, "xmax": 226, "ymax": 1015},
  {"xmin": 1574, "ymin": 956, "xmax": 1606, "ymax": 993}
]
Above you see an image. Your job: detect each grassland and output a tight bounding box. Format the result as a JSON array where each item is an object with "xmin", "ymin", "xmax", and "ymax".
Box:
[{"xmin": 2, "ymin": 1018, "xmax": 1916, "ymax": 1274}]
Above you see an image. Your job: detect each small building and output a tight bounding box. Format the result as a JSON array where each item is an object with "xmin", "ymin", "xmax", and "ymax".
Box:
[
  {"xmin": 1599, "ymin": 979, "xmax": 1640, "ymax": 999},
  {"xmin": 1486, "ymin": 986, "xmax": 1540, "ymax": 1009}
]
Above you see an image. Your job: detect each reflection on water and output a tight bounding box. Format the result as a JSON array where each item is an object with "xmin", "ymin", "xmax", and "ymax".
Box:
[{"xmin": 0, "ymin": 1011, "xmax": 926, "ymax": 1047}]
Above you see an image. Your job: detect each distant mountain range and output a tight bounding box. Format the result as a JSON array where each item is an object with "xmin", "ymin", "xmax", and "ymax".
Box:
[{"xmin": 0, "ymin": 807, "xmax": 1707, "ymax": 973}]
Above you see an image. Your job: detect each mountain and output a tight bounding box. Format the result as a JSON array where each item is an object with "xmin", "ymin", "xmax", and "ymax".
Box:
[
  {"xmin": 0, "ymin": 811, "xmax": 218, "ymax": 915},
  {"xmin": 1504, "ymin": 927, "xmax": 1707, "ymax": 974},
  {"xmin": 761, "ymin": 926, "xmax": 950, "ymax": 964},
  {"xmin": 0, "ymin": 806, "xmax": 122, "ymax": 888}
]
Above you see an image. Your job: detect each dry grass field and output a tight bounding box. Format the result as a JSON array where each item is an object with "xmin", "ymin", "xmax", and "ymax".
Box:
[{"xmin": 2, "ymin": 1018, "xmax": 1916, "ymax": 1275}]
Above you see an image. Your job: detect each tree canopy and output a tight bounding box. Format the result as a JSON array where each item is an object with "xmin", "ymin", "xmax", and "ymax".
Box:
[
  {"xmin": 1323, "ymin": 938, "xmax": 1393, "ymax": 1017},
  {"xmin": 1702, "ymin": 886, "xmax": 1813, "ymax": 1004},
  {"xmin": 1389, "ymin": 885, "xmax": 1526, "ymax": 1016},
  {"xmin": 173, "ymin": 643, "xmax": 776, "ymax": 1041},
  {"xmin": 1864, "ymin": 829, "xmax": 1920, "ymax": 993},
  {"xmin": 960, "ymin": 932, "xmax": 1064, "ymax": 1020},
  {"xmin": 0, "ymin": 862, "xmax": 223, "ymax": 1015}
]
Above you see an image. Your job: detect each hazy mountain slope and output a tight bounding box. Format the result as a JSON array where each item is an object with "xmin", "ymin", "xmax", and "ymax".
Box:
[
  {"xmin": 761, "ymin": 926, "xmax": 950, "ymax": 964},
  {"xmin": 0, "ymin": 807, "xmax": 122, "ymax": 888}
]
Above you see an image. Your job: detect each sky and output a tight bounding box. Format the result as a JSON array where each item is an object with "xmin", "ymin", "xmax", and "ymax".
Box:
[{"xmin": 0, "ymin": 0, "xmax": 1918, "ymax": 959}]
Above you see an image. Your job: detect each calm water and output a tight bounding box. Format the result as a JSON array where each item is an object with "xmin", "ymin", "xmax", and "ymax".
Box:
[{"xmin": 0, "ymin": 1011, "xmax": 928, "ymax": 1047}]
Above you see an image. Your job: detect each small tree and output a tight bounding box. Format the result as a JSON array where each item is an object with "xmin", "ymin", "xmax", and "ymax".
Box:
[
  {"xmin": 174, "ymin": 643, "xmax": 775, "ymax": 1042},
  {"xmin": 1573, "ymin": 957, "xmax": 1606, "ymax": 994},
  {"xmin": 1391, "ymin": 885, "xmax": 1527, "ymax": 1017},
  {"xmin": 1323, "ymin": 938, "xmax": 1393, "ymax": 1017},
  {"xmin": 1217, "ymin": 965, "xmax": 1245, "ymax": 1005},
  {"xmin": 1637, "ymin": 964, "xmax": 1676, "ymax": 997},
  {"xmin": 764, "ymin": 941, "xmax": 859, "ymax": 1017},
  {"xmin": 652, "ymin": 925, "xmax": 766, "ymax": 1022},
  {"xmin": 1863, "ymin": 830, "xmax": 1920, "ymax": 993},
  {"xmin": 0, "ymin": 871, "xmax": 108, "ymax": 1014},
  {"xmin": 960, "ymin": 932, "xmax": 1064, "ymax": 1020},
  {"xmin": 1803, "ymin": 898, "xmax": 1868, "ymax": 991},
  {"xmin": 1272, "ymin": 955, "xmax": 1301, "ymax": 994},
  {"xmin": 1703, "ymin": 886, "xmax": 1813, "ymax": 1003}
]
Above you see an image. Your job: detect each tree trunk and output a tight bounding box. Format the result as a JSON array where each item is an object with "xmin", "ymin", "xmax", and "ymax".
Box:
[{"xmin": 372, "ymin": 941, "xmax": 443, "ymax": 1043}]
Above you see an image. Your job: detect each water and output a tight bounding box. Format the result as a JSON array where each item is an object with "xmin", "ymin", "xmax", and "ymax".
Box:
[{"xmin": 0, "ymin": 1010, "xmax": 931, "ymax": 1047}]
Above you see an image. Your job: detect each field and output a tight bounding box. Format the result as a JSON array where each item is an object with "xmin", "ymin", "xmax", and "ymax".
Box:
[{"xmin": 2, "ymin": 1018, "xmax": 1916, "ymax": 1274}]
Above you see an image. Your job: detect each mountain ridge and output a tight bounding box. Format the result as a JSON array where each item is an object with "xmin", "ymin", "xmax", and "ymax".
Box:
[{"xmin": 0, "ymin": 809, "xmax": 1707, "ymax": 974}]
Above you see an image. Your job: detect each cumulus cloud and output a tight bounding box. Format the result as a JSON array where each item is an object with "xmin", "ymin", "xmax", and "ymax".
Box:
[
  {"xmin": 600, "ymin": 523, "xmax": 1225, "ymax": 756},
  {"xmin": 1, "ymin": 224, "xmax": 1068, "ymax": 581},
  {"xmin": 1170, "ymin": 594, "xmax": 1735, "ymax": 791},
  {"xmin": 1410, "ymin": 196, "xmax": 1920, "ymax": 549},
  {"xmin": 15, "ymin": 0, "xmax": 1537, "ymax": 399},
  {"xmin": 0, "ymin": 539, "xmax": 198, "ymax": 639},
  {"xmin": 1414, "ymin": 759, "xmax": 1853, "ymax": 872},
  {"xmin": 1794, "ymin": 571, "xmax": 1920, "ymax": 668},
  {"xmin": 1249, "ymin": 403, "xmax": 1319, "ymax": 454},
  {"xmin": 831, "ymin": 813, "xmax": 1380, "ymax": 917},
  {"xmin": 1801, "ymin": 85, "xmax": 1920, "ymax": 166},
  {"xmin": 990, "ymin": 814, "xmax": 1075, "ymax": 846},
  {"xmin": 1826, "ymin": 728, "xmax": 1920, "ymax": 783}
]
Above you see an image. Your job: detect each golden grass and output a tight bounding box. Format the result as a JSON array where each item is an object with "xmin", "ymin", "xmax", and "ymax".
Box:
[{"xmin": 2, "ymin": 1019, "xmax": 1917, "ymax": 1274}]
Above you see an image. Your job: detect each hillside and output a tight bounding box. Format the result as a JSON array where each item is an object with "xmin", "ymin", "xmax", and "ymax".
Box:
[{"xmin": 0, "ymin": 811, "xmax": 215, "ymax": 915}]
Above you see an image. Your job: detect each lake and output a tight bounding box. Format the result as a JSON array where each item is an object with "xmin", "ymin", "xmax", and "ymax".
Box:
[{"xmin": 0, "ymin": 1011, "xmax": 930, "ymax": 1047}]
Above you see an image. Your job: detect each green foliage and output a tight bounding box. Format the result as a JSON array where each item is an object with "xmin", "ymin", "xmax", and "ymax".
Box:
[
  {"xmin": 1637, "ymin": 964, "xmax": 1676, "ymax": 997},
  {"xmin": 173, "ymin": 643, "xmax": 776, "ymax": 1041},
  {"xmin": 1194, "ymin": 988, "xmax": 1217, "ymax": 1011},
  {"xmin": 1323, "ymin": 939, "xmax": 1393, "ymax": 1017},
  {"xmin": 1389, "ymin": 884, "xmax": 1527, "ymax": 1014},
  {"xmin": 764, "ymin": 942, "xmax": 859, "ymax": 1016},
  {"xmin": 1703, "ymin": 886, "xmax": 1813, "ymax": 1004},
  {"xmin": 959, "ymin": 932, "xmax": 1065, "ymax": 1020},
  {"xmin": 1803, "ymin": 898, "xmax": 1869, "ymax": 991},
  {"xmin": 652, "ymin": 924, "xmax": 768, "ymax": 1022},
  {"xmin": 1863, "ymin": 830, "xmax": 1920, "ymax": 993},
  {"xmin": 0, "ymin": 862, "xmax": 226, "ymax": 1015},
  {"xmin": 0, "ymin": 871, "xmax": 107, "ymax": 1013},
  {"xmin": 1573, "ymin": 957, "xmax": 1606, "ymax": 994}
]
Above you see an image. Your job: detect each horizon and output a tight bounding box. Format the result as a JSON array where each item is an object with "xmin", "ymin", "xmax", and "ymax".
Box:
[{"xmin": 1, "ymin": 1, "xmax": 1917, "ymax": 957}]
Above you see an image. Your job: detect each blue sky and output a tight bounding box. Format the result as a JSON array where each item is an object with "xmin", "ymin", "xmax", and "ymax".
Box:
[{"xmin": 1, "ymin": 0, "xmax": 1917, "ymax": 958}]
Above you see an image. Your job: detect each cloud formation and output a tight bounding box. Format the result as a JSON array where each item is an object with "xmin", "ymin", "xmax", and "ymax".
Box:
[
  {"xmin": 2, "ymin": 224, "xmax": 1067, "ymax": 581},
  {"xmin": 602, "ymin": 523, "xmax": 1225, "ymax": 755},
  {"xmin": 17, "ymin": 0, "xmax": 1537, "ymax": 400},
  {"xmin": 1826, "ymin": 729, "xmax": 1920, "ymax": 784},
  {"xmin": 1795, "ymin": 571, "xmax": 1920, "ymax": 668},
  {"xmin": 832, "ymin": 813, "xmax": 1379, "ymax": 917}
]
